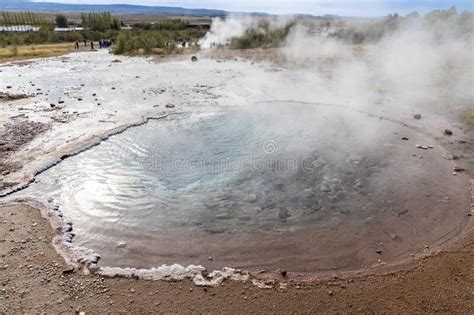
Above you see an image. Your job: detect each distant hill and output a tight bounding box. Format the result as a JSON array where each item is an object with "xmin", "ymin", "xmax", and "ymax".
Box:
[
  {"xmin": 0, "ymin": 0, "xmax": 333, "ymax": 18},
  {"xmin": 0, "ymin": 0, "xmax": 228, "ymax": 17}
]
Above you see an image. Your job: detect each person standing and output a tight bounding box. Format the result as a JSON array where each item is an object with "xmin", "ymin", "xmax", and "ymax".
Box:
[{"xmin": 74, "ymin": 40, "xmax": 79, "ymax": 50}]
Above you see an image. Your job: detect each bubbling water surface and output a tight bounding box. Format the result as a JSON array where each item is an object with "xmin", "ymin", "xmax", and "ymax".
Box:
[{"xmin": 13, "ymin": 102, "xmax": 471, "ymax": 272}]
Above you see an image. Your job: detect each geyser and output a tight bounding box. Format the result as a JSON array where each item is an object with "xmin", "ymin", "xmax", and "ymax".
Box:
[{"xmin": 11, "ymin": 101, "xmax": 471, "ymax": 272}]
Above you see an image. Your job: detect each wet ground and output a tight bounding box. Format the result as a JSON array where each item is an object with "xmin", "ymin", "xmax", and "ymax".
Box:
[{"xmin": 0, "ymin": 49, "xmax": 472, "ymax": 277}]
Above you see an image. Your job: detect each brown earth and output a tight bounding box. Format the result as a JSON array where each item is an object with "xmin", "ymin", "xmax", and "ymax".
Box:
[{"xmin": 0, "ymin": 202, "xmax": 473, "ymax": 314}]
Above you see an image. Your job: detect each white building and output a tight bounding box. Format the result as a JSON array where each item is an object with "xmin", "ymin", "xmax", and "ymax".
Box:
[
  {"xmin": 0, "ymin": 25, "xmax": 40, "ymax": 32},
  {"xmin": 54, "ymin": 27, "xmax": 84, "ymax": 32}
]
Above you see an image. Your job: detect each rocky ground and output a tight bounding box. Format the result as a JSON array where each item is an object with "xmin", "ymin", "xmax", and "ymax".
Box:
[{"xmin": 0, "ymin": 119, "xmax": 49, "ymax": 179}]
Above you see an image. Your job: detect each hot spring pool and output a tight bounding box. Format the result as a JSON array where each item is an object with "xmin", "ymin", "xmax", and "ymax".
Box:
[{"xmin": 11, "ymin": 102, "xmax": 471, "ymax": 272}]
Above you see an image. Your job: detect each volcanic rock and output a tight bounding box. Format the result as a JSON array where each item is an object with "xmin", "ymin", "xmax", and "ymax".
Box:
[
  {"xmin": 453, "ymin": 166, "xmax": 465, "ymax": 172},
  {"xmin": 278, "ymin": 208, "xmax": 289, "ymax": 220}
]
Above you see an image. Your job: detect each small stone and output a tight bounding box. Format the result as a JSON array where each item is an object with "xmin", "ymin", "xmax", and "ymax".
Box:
[
  {"xmin": 90, "ymin": 254, "xmax": 101, "ymax": 264},
  {"xmin": 280, "ymin": 269, "xmax": 287, "ymax": 277},
  {"xmin": 166, "ymin": 104, "xmax": 175, "ymax": 108},
  {"xmin": 62, "ymin": 267, "xmax": 75, "ymax": 275},
  {"xmin": 401, "ymin": 137, "xmax": 409, "ymax": 141},
  {"xmin": 375, "ymin": 249, "xmax": 382, "ymax": 254},
  {"xmin": 444, "ymin": 153, "xmax": 458, "ymax": 160},
  {"xmin": 191, "ymin": 56, "xmax": 198, "ymax": 62},
  {"xmin": 444, "ymin": 129, "xmax": 453, "ymax": 136},
  {"xmin": 413, "ymin": 114, "xmax": 422, "ymax": 120},
  {"xmin": 50, "ymin": 104, "xmax": 56, "ymax": 108},
  {"xmin": 453, "ymin": 166, "xmax": 465, "ymax": 172},
  {"xmin": 278, "ymin": 208, "xmax": 289, "ymax": 220}
]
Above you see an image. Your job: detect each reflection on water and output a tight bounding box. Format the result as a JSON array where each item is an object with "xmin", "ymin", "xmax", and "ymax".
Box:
[
  {"xmin": 10, "ymin": 102, "xmax": 468, "ymax": 271},
  {"xmin": 19, "ymin": 104, "xmax": 379, "ymax": 233}
]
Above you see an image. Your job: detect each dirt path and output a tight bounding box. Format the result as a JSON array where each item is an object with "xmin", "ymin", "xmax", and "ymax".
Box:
[{"xmin": 1, "ymin": 202, "xmax": 473, "ymax": 313}]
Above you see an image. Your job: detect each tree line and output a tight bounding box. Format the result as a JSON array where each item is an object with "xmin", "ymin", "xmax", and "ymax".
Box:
[{"xmin": 0, "ymin": 11, "xmax": 48, "ymax": 26}]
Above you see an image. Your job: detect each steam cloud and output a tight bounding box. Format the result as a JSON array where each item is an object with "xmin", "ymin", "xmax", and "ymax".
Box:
[{"xmin": 202, "ymin": 9, "xmax": 473, "ymax": 117}]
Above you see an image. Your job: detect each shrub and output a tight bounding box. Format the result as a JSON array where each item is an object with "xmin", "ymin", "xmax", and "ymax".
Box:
[
  {"xmin": 228, "ymin": 20, "xmax": 296, "ymax": 49},
  {"xmin": 55, "ymin": 14, "xmax": 68, "ymax": 28}
]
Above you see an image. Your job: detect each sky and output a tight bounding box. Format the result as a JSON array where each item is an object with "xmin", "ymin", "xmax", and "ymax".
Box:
[{"xmin": 30, "ymin": 0, "xmax": 474, "ymax": 16}]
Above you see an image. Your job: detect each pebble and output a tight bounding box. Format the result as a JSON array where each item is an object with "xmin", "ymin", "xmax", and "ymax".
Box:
[
  {"xmin": 62, "ymin": 267, "xmax": 75, "ymax": 275},
  {"xmin": 444, "ymin": 129, "xmax": 453, "ymax": 136},
  {"xmin": 453, "ymin": 166, "xmax": 465, "ymax": 172}
]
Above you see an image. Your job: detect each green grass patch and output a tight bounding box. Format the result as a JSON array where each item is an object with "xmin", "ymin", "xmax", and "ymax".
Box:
[
  {"xmin": 228, "ymin": 20, "xmax": 296, "ymax": 50},
  {"xmin": 0, "ymin": 43, "xmax": 73, "ymax": 61}
]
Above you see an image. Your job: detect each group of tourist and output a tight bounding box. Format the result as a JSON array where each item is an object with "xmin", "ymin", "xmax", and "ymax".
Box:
[{"xmin": 74, "ymin": 38, "xmax": 116, "ymax": 50}]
